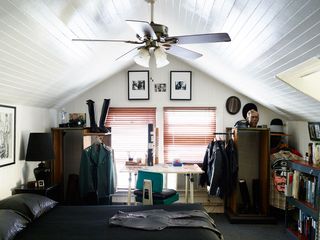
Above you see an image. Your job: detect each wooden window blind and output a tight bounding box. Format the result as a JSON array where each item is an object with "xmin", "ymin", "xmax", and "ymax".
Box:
[
  {"xmin": 163, "ymin": 107, "xmax": 216, "ymax": 163},
  {"xmin": 105, "ymin": 107, "xmax": 156, "ymax": 188}
]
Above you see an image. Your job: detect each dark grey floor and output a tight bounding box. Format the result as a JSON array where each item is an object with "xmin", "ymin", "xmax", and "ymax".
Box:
[{"xmin": 211, "ymin": 213, "xmax": 290, "ymax": 240}]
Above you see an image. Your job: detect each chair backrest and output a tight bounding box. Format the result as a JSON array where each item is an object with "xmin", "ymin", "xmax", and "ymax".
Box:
[{"xmin": 136, "ymin": 170, "xmax": 163, "ymax": 193}]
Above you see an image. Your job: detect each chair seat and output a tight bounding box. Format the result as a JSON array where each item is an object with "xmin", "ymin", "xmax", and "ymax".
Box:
[
  {"xmin": 134, "ymin": 189, "xmax": 179, "ymax": 205},
  {"xmin": 133, "ymin": 189, "xmax": 177, "ymax": 200}
]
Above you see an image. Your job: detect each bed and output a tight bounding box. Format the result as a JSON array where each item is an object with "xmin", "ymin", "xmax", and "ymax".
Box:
[{"xmin": 0, "ymin": 193, "xmax": 222, "ymax": 240}]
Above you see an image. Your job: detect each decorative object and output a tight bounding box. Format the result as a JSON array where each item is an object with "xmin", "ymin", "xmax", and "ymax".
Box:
[
  {"xmin": 69, "ymin": 113, "xmax": 86, "ymax": 127},
  {"xmin": 128, "ymin": 71, "xmax": 150, "ymax": 100},
  {"xmin": 308, "ymin": 122, "xmax": 320, "ymax": 141},
  {"xmin": 26, "ymin": 133, "xmax": 55, "ymax": 186},
  {"xmin": 0, "ymin": 104, "xmax": 16, "ymax": 168},
  {"xmin": 242, "ymin": 103, "xmax": 258, "ymax": 119},
  {"xmin": 226, "ymin": 96, "xmax": 241, "ymax": 115},
  {"xmin": 170, "ymin": 71, "xmax": 192, "ymax": 100}
]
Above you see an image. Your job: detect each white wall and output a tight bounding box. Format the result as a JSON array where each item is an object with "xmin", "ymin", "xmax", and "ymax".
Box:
[
  {"xmin": 287, "ymin": 121, "xmax": 310, "ymax": 156},
  {"xmin": 0, "ymin": 104, "xmax": 56, "ymax": 199},
  {"xmin": 63, "ymin": 56, "xmax": 284, "ymax": 161}
]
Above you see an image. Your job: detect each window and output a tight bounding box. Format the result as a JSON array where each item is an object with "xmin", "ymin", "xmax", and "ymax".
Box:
[
  {"xmin": 163, "ymin": 107, "xmax": 216, "ymax": 163},
  {"xmin": 105, "ymin": 107, "xmax": 156, "ymax": 188}
]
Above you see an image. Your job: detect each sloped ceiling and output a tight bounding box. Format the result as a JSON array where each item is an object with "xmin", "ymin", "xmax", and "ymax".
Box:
[{"xmin": 0, "ymin": 0, "xmax": 319, "ymax": 121}]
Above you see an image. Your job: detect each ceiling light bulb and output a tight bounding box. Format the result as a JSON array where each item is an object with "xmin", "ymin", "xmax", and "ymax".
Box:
[
  {"xmin": 134, "ymin": 48, "xmax": 150, "ymax": 68},
  {"xmin": 154, "ymin": 47, "xmax": 169, "ymax": 68}
]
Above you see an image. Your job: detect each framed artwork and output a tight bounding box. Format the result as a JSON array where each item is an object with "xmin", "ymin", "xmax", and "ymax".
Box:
[
  {"xmin": 154, "ymin": 83, "xmax": 166, "ymax": 92},
  {"xmin": 0, "ymin": 104, "xmax": 16, "ymax": 167},
  {"xmin": 308, "ymin": 122, "xmax": 320, "ymax": 141},
  {"xmin": 170, "ymin": 71, "xmax": 192, "ymax": 100},
  {"xmin": 128, "ymin": 70, "xmax": 150, "ymax": 100}
]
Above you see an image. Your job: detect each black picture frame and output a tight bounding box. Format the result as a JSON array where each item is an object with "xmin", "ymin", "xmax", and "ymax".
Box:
[
  {"xmin": 170, "ymin": 71, "xmax": 192, "ymax": 100},
  {"xmin": 0, "ymin": 104, "xmax": 16, "ymax": 167},
  {"xmin": 128, "ymin": 70, "xmax": 150, "ymax": 100},
  {"xmin": 308, "ymin": 122, "xmax": 320, "ymax": 141}
]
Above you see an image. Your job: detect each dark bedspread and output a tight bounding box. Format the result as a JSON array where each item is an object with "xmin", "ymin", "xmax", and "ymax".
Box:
[{"xmin": 15, "ymin": 204, "xmax": 222, "ymax": 240}]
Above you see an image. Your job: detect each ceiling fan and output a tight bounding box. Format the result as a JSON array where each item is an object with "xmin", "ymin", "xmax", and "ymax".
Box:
[{"xmin": 72, "ymin": 0, "xmax": 231, "ymax": 68}]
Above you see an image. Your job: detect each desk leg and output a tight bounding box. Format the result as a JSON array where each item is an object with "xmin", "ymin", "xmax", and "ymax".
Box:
[
  {"xmin": 127, "ymin": 172, "xmax": 132, "ymax": 205},
  {"xmin": 190, "ymin": 174, "xmax": 194, "ymax": 203},
  {"xmin": 185, "ymin": 174, "xmax": 189, "ymax": 203}
]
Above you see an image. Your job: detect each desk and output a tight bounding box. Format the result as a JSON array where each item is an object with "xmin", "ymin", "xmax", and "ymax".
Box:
[{"xmin": 121, "ymin": 164, "xmax": 204, "ymax": 205}]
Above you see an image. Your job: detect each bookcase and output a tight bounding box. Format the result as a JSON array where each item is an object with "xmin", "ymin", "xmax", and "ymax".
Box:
[{"xmin": 286, "ymin": 160, "xmax": 320, "ymax": 240}]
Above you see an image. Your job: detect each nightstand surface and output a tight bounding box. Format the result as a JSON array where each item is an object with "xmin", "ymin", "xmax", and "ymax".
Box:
[{"xmin": 12, "ymin": 184, "xmax": 60, "ymax": 201}]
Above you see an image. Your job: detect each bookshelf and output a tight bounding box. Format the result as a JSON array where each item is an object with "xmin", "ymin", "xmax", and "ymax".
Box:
[{"xmin": 286, "ymin": 160, "xmax": 320, "ymax": 240}]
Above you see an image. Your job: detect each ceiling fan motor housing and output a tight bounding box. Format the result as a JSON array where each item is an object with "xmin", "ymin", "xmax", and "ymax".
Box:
[{"xmin": 150, "ymin": 22, "xmax": 168, "ymax": 39}]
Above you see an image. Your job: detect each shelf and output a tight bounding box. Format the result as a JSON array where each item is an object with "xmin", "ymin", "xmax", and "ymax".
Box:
[
  {"xmin": 287, "ymin": 197, "xmax": 318, "ymax": 220},
  {"xmin": 289, "ymin": 160, "xmax": 320, "ymax": 176},
  {"xmin": 286, "ymin": 228, "xmax": 308, "ymax": 240}
]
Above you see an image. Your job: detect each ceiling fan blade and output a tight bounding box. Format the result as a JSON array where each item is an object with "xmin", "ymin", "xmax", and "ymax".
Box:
[
  {"xmin": 115, "ymin": 47, "xmax": 139, "ymax": 61},
  {"xmin": 126, "ymin": 20, "xmax": 157, "ymax": 40},
  {"xmin": 165, "ymin": 45, "xmax": 202, "ymax": 60},
  {"xmin": 72, "ymin": 38, "xmax": 143, "ymax": 44},
  {"xmin": 170, "ymin": 33, "xmax": 231, "ymax": 44}
]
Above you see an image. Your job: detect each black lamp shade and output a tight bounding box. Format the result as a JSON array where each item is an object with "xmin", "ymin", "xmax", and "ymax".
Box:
[
  {"xmin": 26, "ymin": 133, "xmax": 54, "ymax": 162},
  {"xmin": 26, "ymin": 133, "xmax": 55, "ymax": 186}
]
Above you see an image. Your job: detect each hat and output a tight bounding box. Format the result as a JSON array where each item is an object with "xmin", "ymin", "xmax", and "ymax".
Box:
[
  {"xmin": 242, "ymin": 103, "xmax": 258, "ymax": 119},
  {"xmin": 270, "ymin": 118, "xmax": 283, "ymax": 133}
]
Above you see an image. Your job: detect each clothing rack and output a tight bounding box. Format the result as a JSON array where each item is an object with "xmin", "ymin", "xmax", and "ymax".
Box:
[{"xmin": 213, "ymin": 132, "xmax": 234, "ymax": 135}]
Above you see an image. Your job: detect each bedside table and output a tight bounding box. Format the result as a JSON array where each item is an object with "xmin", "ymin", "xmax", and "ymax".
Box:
[{"xmin": 12, "ymin": 184, "xmax": 60, "ymax": 202}]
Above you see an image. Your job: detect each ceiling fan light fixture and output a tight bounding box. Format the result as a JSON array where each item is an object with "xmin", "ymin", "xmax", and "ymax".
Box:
[
  {"xmin": 154, "ymin": 47, "xmax": 169, "ymax": 68},
  {"xmin": 134, "ymin": 48, "xmax": 150, "ymax": 67}
]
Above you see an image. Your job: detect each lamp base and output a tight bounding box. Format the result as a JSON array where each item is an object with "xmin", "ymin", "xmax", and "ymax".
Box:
[{"xmin": 34, "ymin": 162, "xmax": 51, "ymax": 187}]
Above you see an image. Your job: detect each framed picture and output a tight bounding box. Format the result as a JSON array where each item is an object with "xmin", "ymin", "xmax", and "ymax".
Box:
[
  {"xmin": 0, "ymin": 104, "xmax": 16, "ymax": 167},
  {"xmin": 128, "ymin": 70, "xmax": 150, "ymax": 100},
  {"xmin": 170, "ymin": 71, "xmax": 192, "ymax": 100},
  {"xmin": 308, "ymin": 122, "xmax": 320, "ymax": 141}
]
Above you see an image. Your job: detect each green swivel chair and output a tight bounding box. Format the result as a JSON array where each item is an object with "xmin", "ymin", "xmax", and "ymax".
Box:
[{"xmin": 133, "ymin": 170, "xmax": 179, "ymax": 205}]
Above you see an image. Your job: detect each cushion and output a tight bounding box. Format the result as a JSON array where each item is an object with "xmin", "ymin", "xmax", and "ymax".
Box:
[
  {"xmin": 134, "ymin": 189, "xmax": 177, "ymax": 200},
  {"xmin": 0, "ymin": 209, "xmax": 29, "ymax": 240},
  {"xmin": 0, "ymin": 193, "xmax": 57, "ymax": 221}
]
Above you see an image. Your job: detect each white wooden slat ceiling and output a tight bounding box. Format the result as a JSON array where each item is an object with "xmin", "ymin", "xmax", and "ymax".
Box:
[{"xmin": 0, "ymin": 0, "xmax": 319, "ymax": 121}]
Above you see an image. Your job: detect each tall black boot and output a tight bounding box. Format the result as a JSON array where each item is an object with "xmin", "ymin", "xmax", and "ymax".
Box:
[
  {"xmin": 252, "ymin": 179, "xmax": 260, "ymax": 214},
  {"xmin": 86, "ymin": 99, "xmax": 99, "ymax": 132},
  {"xmin": 239, "ymin": 179, "xmax": 251, "ymax": 213},
  {"xmin": 99, "ymin": 99, "xmax": 111, "ymax": 133}
]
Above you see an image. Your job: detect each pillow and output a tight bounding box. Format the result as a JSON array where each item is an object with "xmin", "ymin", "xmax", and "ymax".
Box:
[
  {"xmin": 0, "ymin": 209, "xmax": 29, "ymax": 240},
  {"xmin": 0, "ymin": 193, "xmax": 57, "ymax": 221}
]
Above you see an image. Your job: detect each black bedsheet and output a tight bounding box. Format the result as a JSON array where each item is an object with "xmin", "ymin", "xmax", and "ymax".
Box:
[{"xmin": 15, "ymin": 203, "xmax": 222, "ymax": 240}]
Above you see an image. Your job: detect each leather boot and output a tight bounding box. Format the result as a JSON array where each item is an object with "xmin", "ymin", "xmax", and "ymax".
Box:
[
  {"xmin": 86, "ymin": 99, "xmax": 99, "ymax": 132},
  {"xmin": 99, "ymin": 99, "xmax": 111, "ymax": 133},
  {"xmin": 252, "ymin": 179, "xmax": 260, "ymax": 213}
]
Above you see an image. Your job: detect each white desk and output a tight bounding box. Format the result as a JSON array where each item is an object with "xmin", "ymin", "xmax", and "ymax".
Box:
[{"xmin": 121, "ymin": 164, "xmax": 204, "ymax": 205}]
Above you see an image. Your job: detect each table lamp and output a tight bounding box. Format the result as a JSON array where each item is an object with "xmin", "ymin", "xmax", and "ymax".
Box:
[{"xmin": 25, "ymin": 133, "xmax": 55, "ymax": 186}]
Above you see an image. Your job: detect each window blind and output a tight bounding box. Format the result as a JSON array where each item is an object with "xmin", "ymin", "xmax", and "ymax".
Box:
[
  {"xmin": 105, "ymin": 107, "xmax": 156, "ymax": 188},
  {"xmin": 163, "ymin": 107, "xmax": 216, "ymax": 163}
]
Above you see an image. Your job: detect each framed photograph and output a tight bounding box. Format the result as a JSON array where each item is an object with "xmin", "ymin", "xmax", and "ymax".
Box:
[
  {"xmin": 170, "ymin": 71, "xmax": 192, "ymax": 100},
  {"xmin": 0, "ymin": 104, "xmax": 16, "ymax": 167},
  {"xmin": 128, "ymin": 70, "xmax": 150, "ymax": 100},
  {"xmin": 308, "ymin": 122, "xmax": 320, "ymax": 141},
  {"xmin": 154, "ymin": 83, "xmax": 166, "ymax": 92}
]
